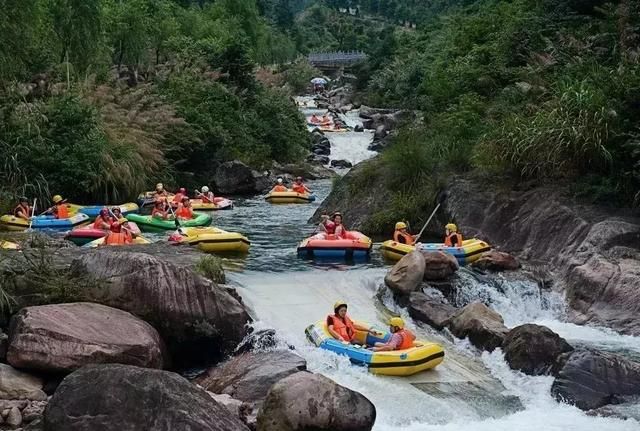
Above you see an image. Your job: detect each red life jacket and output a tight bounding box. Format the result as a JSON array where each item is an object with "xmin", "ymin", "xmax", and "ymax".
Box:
[
  {"xmin": 444, "ymin": 233, "xmax": 463, "ymax": 247},
  {"xmin": 323, "ymin": 220, "xmax": 335, "ymax": 234},
  {"xmin": 104, "ymin": 231, "xmax": 132, "ymax": 245},
  {"xmin": 176, "ymin": 205, "xmax": 193, "ymax": 219},
  {"xmin": 151, "ymin": 207, "xmax": 167, "ymax": 219},
  {"xmin": 292, "ymin": 184, "xmax": 306, "ymax": 194},
  {"xmin": 173, "ymin": 193, "xmax": 184, "ymax": 204},
  {"xmin": 93, "ymin": 216, "xmax": 111, "ymax": 230},
  {"xmin": 334, "ymin": 224, "xmax": 346, "ymax": 239},
  {"xmin": 394, "ymin": 230, "xmax": 415, "ymax": 245},
  {"xmin": 328, "ymin": 314, "xmax": 355, "ymax": 342},
  {"xmin": 201, "ymin": 192, "xmax": 215, "ymax": 203},
  {"xmin": 55, "ymin": 204, "xmax": 69, "ymax": 219},
  {"xmin": 396, "ymin": 329, "xmax": 416, "ymax": 350},
  {"xmin": 272, "ymin": 185, "xmax": 287, "ymax": 192}
]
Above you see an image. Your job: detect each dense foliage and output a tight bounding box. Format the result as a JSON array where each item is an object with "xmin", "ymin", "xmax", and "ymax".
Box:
[{"xmin": 0, "ymin": 0, "xmax": 308, "ymax": 206}]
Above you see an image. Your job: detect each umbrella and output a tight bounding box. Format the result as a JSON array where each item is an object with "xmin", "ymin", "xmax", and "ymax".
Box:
[{"xmin": 310, "ymin": 77, "xmax": 328, "ymax": 85}]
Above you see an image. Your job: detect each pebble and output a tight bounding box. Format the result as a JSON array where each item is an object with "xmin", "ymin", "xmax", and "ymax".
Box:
[{"xmin": 6, "ymin": 406, "xmax": 22, "ymax": 427}]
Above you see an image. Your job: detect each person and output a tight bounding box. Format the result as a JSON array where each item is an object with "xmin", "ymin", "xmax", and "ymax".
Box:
[
  {"xmin": 291, "ymin": 177, "xmax": 312, "ymax": 195},
  {"xmin": 48, "ymin": 195, "xmax": 69, "ymax": 219},
  {"xmin": 444, "ymin": 223, "xmax": 463, "ymax": 247},
  {"xmin": 393, "ymin": 222, "xmax": 417, "ymax": 245},
  {"xmin": 176, "ymin": 196, "xmax": 193, "ymax": 219},
  {"xmin": 271, "ymin": 178, "xmax": 288, "ymax": 192},
  {"xmin": 327, "ymin": 301, "xmax": 376, "ymax": 343},
  {"xmin": 198, "ymin": 186, "xmax": 215, "ymax": 203},
  {"xmin": 110, "ymin": 207, "xmax": 123, "ymax": 223},
  {"xmin": 93, "ymin": 208, "xmax": 112, "ymax": 230},
  {"xmin": 370, "ymin": 317, "xmax": 416, "ymax": 352},
  {"xmin": 173, "ymin": 187, "xmax": 187, "ymax": 205},
  {"xmin": 321, "ymin": 114, "xmax": 330, "ymax": 123},
  {"xmin": 151, "ymin": 200, "xmax": 169, "ymax": 220},
  {"xmin": 332, "ymin": 212, "xmax": 346, "ymax": 239},
  {"xmin": 317, "ymin": 213, "xmax": 335, "ymax": 234},
  {"xmin": 310, "ymin": 114, "xmax": 320, "ymax": 124},
  {"xmin": 104, "ymin": 218, "xmax": 134, "ymax": 245},
  {"xmin": 13, "ymin": 197, "xmax": 32, "ymax": 221},
  {"xmin": 152, "ymin": 183, "xmax": 168, "ymax": 201}
]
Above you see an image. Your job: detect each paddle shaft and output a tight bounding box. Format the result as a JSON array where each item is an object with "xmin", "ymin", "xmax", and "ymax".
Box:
[
  {"xmin": 107, "ymin": 209, "xmax": 136, "ymax": 235},
  {"xmin": 414, "ymin": 203, "xmax": 441, "ymax": 243},
  {"xmin": 27, "ymin": 198, "xmax": 37, "ymax": 231}
]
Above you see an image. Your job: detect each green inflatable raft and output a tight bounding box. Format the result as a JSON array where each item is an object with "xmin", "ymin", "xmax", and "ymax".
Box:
[{"xmin": 126, "ymin": 212, "xmax": 212, "ymax": 233}]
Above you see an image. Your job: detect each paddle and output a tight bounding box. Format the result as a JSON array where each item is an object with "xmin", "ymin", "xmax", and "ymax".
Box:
[
  {"xmin": 26, "ymin": 198, "xmax": 37, "ymax": 232},
  {"xmin": 413, "ymin": 191, "xmax": 448, "ymax": 244}
]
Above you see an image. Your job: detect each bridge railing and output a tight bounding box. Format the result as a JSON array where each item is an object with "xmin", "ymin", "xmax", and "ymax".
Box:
[{"xmin": 308, "ymin": 51, "xmax": 367, "ymax": 65}]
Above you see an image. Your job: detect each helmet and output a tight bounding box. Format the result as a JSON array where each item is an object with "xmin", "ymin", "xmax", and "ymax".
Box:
[
  {"xmin": 182, "ymin": 196, "xmax": 189, "ymax": 201},
  {"xmin": 201, "ymin": 186, "xmax": 209, "ymax": 193},
  {"xmin": 100, "ymin": 208, "xmax": 109, "ymax": 216},
  {"xmin": 395, "ymin": 221, "xmax": 407, "ymax": 230},
  {"xmin": 52, "ymin": 195, "xmax": 63, "ymax": 203},
  {"xmin": 111, "ymin": 206, "xmax": 121, "ymax": 212},
  {"xmin": 296, "ymin": 176, "xmax": 302, "ymax": 181},
  {"xmin": 445, "ymin": 223, "xmax": 457, "ymax": 233},
  {"xmin": 389, "ymin": 317, "xmax": 405, "ymax": 329},
  {"xmin": 277, "ymin": 178, "xmax": 283, "ymax": 184},
  {"xmin": 19, "ymin": 196, "xmax": 28, "ymax": 203},
  {"xmin": 331, "ymin": 211, "xmax": 342, "ymax": 220},
  {"xmin": 156, "ymin": 183, "xmax": 163, "ymax": 190},
  {"xmin": 179, "ymin": 188, "xmax": 186, "ymax": 193},
  {"xmin": 118, "ymin": 217, "xmax": 128, "ymax": 224},
  {"xmin": 333, "ymin": 300, "xmax": 347, "ymax": 311}
]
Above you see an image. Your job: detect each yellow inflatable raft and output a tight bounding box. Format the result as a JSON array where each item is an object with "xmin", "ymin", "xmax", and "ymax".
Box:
[
  {"xmin": 305, "ymin": 321, "xmax": 444, "ymax": 377},
  {"xmin": 0, "ymin": 240, "xmax": 19, "ymax": 250},
  {"xmin": 380, "ymin": 238, "xmax": 491, "ymax": 265},
  {"xmin": 265, "ymin": 191, "xmax": 316, "ymax": 204},
  {"xmin": 85, "ymin": 236, "xmax": 151, "ymax": 248},
  {"xmin": 176, "ymin": 227, "xmax": 250, "ymax": 253}
]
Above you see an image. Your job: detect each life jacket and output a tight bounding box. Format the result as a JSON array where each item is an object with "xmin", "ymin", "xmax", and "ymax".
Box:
[
  {"xmin": 444, "ymin": 233, "xmax": 463, "ymax": 247},
  {"xmin": 173, "ymin": 193, "xmax": 184, "ymax": 204},
  {"xmin": 272, "ymin": 185, "xmax": 288, "ymax": 192},
  {"xmin": 93, "ymin": 216, "xmax": 111, "ymax": 230},
  {"xmin": 13, "ymin": 204, "xmax": 30, "ymax": 218},
  {"xmin": 328, "ymin": 314, "xmax": 355, "ymax": 341},
  {"xmin": 176, "ymin": 205, "xmax": 193, "ymax": 219},
  {"xmin": 334, "ymin": 224, "xmax": 346, "ymax": 239},
  {"xmin": 55, "ymin": 204, "xmax": 69, "ymax": 219},
  {"xmin": 152, "ymin": 207, "xmax": 167, "ymax": 219},
  {"xmin": 396, "ymin": 329, "xmax": 416, "ymax": 350},
  {"xmin": 394, "ymin": 230, "xmax": 415, "ymax": 245},
  {"xmin": 323, "ymin": 220, "xmax": 335, "ymax": 234},
  {"xmin": 104, "ymin": 231, "xmax": 132, "ymax": 245},
  {"xmin": 292, "ymin": 184, "xmax": 306, "ymax": 194},
  {"xmin": 201, "ymin": 192, "xmax": 215, "ymax": 203}
]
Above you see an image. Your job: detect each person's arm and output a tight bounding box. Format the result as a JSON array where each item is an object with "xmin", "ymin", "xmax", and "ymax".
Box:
[{"xmin": 353, "ymin": 322, "xmax": 376, "ymax": 334}]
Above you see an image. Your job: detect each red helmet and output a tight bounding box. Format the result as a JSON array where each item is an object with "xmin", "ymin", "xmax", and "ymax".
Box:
[{"xmin": 100, "ymin": 208, "xmax": 109, "ymax": 216}]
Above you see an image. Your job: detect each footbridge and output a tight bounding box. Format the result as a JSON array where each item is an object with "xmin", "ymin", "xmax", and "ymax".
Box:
[{"xmin": 308, "ymin": 51, "xmax": 367, "ymax": 71}]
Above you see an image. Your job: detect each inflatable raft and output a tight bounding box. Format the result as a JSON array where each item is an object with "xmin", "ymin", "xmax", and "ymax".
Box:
[
  {"xmin": 85, "ymin": 235, "xmax": 150, "ymax": 248},
  {"xmin": 136, "ymin": 191, "xmax": 174, "ymax": 207},
  {"xmin": 0, "ymin": 240, "xmax": 19, "ymax": 250},
  {"xmin": 64, "ymin": 222, "xmax": 141, "ymax": 246},
  {"xmin": 173, "ymin": 227, "xmax": 250, "ymax": 253},
  {"xmin": 305, "ymin": 321, "xmax": 444, "ymax": 376},
  {"xmin": 0, "ymin": 214, "xmax": 90, "ymax": 232},
  {"xmin": 297, "ymin": 231, "xmax": 372, "ymax": 259},
  {"xmin": 126, "ymin": 212, "xmax": 212, "ymax": 233},
  {"xmin": 68, "ymin": 202, "xmax": 139, "ymax": 219},
  {"xmin": 380, "ymin": 238, "xmax": 491, "ymax": 265},
  {"xmin": 191, "ymin": 197, "xmax": 233, "ymax": 211},
  {"xmin": 265, "ymin": 191, "xmax": 316, "ymax": 204}
]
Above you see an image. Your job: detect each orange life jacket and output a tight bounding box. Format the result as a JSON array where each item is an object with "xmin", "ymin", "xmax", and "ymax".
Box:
[
  {"xmin": 272, "ymin": 185, "xmax": 287, "ymax": 192},
  {"xmin": 104, "ymin": 231, "xmax": 132, "ymax": 245},
  {"xmin": 173, "ymin": 193, "xmax": 184, "ymax": 204},
  {"xmin": 444, "ymin": 233, "xmax": 463, "ymax": 247},
  {"xmin": 394, "ymin": 230, "xmax": 415, "ymax": 245},
  {"xmin": 151, "ymin": 207, "xmax": 167, "ymax": 218},
  {"xmin": 55, "ymin": 204, "xmax": 69, "ymax": 219},
  {"xmin": 93, "ymin": 216, "xmax": 111, "ymax": 230},
  {"xmin": 176, "ymin": 205, "xmax": 193, "ymax": 219},
  {"xmin": 13, "ymin": 204, "xmax": 30, "ymax": 219},
  {"xmin": 396, "ymin": 329, "xmax": 416, "ymax": 350},
  {"xmin": 292, "ymin": 184, "xmax": 306, "ymax": 194},
  {"xmin": 201, "ymin": 192, "xmax": 215, "ymax": 203},
  {"xmin": 328, "ymin": 314, "xmax": 355, "ymax": 341}
]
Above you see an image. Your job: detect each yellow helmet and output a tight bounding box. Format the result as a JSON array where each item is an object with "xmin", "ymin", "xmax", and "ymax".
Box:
[
  {"xmin": 52, "ymin": 195, "xmax": 63, "ymax": 203},
  {"xmin": 395, "ymin": 221, "xmax": 407, "ymax": 230},
  {"xmin": 445, "ymin": 223, "xmax": 457, "ymax": 233},
  {"xmin": 389, "ymin": 317, "xmax": 405, "ymax": 329},
  {"xmin": 118, "ymin": 218, "xmax": 128, "ymax": 224},
  {"xmin": 333, "ymin": 300, "xmax": 347, "ymax": 311}
]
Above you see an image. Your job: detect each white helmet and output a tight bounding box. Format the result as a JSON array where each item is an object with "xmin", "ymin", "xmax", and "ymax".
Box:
[
  {"xmin": 277, "ymin": 178, "xmax": 283, "ymax": 184},
  {"xmin": 201, "ymin": 186, "xmax": 209, "ymax": 193}
]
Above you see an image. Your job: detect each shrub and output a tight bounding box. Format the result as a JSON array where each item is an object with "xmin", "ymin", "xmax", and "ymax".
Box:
[{"xmin": 195, "ymin": 255, "xmax": 226, "ymax": 284}]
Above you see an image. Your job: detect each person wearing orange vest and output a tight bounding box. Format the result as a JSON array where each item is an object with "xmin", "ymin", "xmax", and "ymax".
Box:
[
  {"xmin": 104, "ymin": 218, "xmax": 134, "ymax": 245},
  {"xmin": 173, "ymin": 187, "xmax": 187, "ymax": 205},
  {"xmin": 332, "ymin": 212, "xmax": 347, "ymax": 239},
  {"xmin": 176, "ymin": 197, "xmax": 194, "ymax": 219},
  {"xmin": 370, "ymin": 317, "xmax": 416, "ymax": 351},
  {"xmin": 153, "ymin": 183, "xmax": 168, "ymax": 199},
  {"xmin": 393, "ymin": 222, "xmax": 417, "ymax": 245},
  {"xmin": 317, "ymin": 213, "xmax": 335, "ymax": 234},
  {"xmin": 13, "ymin": 197, "xmax": 32, "ymax": 221},
  {"xmin": 48, "ymin": 195, "xmax": 69, "ymax": 219},
  {"xmin": 198, "ymin": 186, "xmax": 215, "ymax": 203},
  {"xmin": 271, "ymin": 178, "xmax": 288, "ymax": 192},
  {"xmin": 93, "ymin": 208, "xmax": 112, "ymax": 230},
  {"xmin": 151, "ymin": 200, "xmax": 168, "ymax": 220},
  {"xmin": 291, "ymin": 177, "xmax": 312, "ymax": 195},
  {"xmin": 327, "ymin": 301, "xmax": 376, "ymax": 343},
  {"xmin": 444, "ymin": 223, "xmax": 463, "ymax": 247}
]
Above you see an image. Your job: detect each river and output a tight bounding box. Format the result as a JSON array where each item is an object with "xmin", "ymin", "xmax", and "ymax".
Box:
[{"xmin": 198, "ymin": 98, "xmax": 640, "ymax": 430}]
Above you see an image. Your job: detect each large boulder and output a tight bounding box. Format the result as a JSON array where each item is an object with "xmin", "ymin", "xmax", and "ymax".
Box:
[
  {"xmin": 473, "ymin": 250, "xmax": 520, "ymax": 271},
  {"xmin": 70, "ymin": 251, "xmax": 251, "ymax": 366},
  {"xmin": 374, "ymin": 125, "xmax": 388, "ymax": 140},
  {"xmin": 256, "ymin": 372, "xmax": 375, "ymax": 431},
  {"xmin": 422, "ymin": 251, "xmax": 459, "ymax": 280},
  {"xmin": 503, "ymin": 324, "xmax": 573, "ymax": 375},
  {"xmin": 408, "ymin": 291, "xmax": 457, "ymax": 330},
  {"xmin": 7, "ymin": 303, "xmax": 166, "ymax": 373},
  {"xmin": 384, "ymin": 251, "xmax": 425, "ymax": 296},
  {"xmin": 44, "ymin": 364, "xmax": 250, "ymax": 431},
  {"xmin": 448, "ymin": 302, "xmax": 509, "ymax": 351},
  {"xmin": 195, "ymin": 351, "xmax": 307, "ymax": 405},
  {"xmin": 0, "ymin": 364, "xmax": 46, "ymax": 401},
  {"xmin": 551, "ymin": 349, "xmax": 640, "ymax": 410},
  {"xmin": 213, "ymin": 160, "xmax": 259, "ymax": 195},
  {"xmin": 330, "ymin": 159, "xmax": 353, "ymax": 169}
]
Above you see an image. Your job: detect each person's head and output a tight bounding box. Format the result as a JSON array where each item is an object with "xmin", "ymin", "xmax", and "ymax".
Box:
[
  {"xmin": 395, "ymin": 221, "xmax": 407, "ymax": 232},
  {"xmin": 99, "ymin": 208, "xmax": 109, "ymax": 218},
  {"xmin": 334, "ymin": 301, "xmax": 348, "ymax": 317},
  {"xmin": 112, "ymin": 207, "xmax": 121, "ymax": 216},
  {"xmin": 19, "ymin": 197, "xmax": 28, "ymax": 204},
  {"xmin": 179, "ymin": 187, "xmax": 186, "ymax": 194},
  {"xmin": 277, "ymin": 178, "xmax": 283, "ymax": 184},
  {"xmin": 331, "ymin": 212, "xmax": 342, "ymax": 224},
  {"xmin": 388, "ymin": 317, "xmax": 405, "ymax": 333},
  {"xmin": 52, "ymin": 195, "xmax": 63, "ymax": 204},
  {"xmin": 295, "ymin": 176, "xmax": 302, "ymax": 184},
  {"xmin": 201, "ymin": 186, "xmax": 209, "ymax": 193},
  {"xmin": 182, "ymin": 196, "xmax": 190, "ymax": 206},
  {"xmin": 445, "ymin": 223, "xmax": 457, "ymax": 234},
  {"xmin": 321, "ymin": 214, "xmax": 330, "ymax": 221},
  {"xmin": 156, "ymin": 183, "xmax": 164, "ymax": 192}
]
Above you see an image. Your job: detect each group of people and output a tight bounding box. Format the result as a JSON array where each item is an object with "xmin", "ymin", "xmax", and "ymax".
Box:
[
  {"xmin": 393, "ymin": 221, "xmax": 463, "ymax": 247},
  {"xmin": 327, "ymin": 301, "xmax": 415, "ymax": 352},
  {"xmin": 13, "ymin": 194, "xmax": 70, "ymax": 221},
  {"xmin": 93, "ymin": 208, "xmax": 136, "ymax": 245},
  {"xmin": 149, "ymin": 183, "xmax": 215, "ymax": 221},
  {"xmin": 271, "ymin": 177, "xmax": 313, "ymax": 195},
  {"xmin": 317, "ymin": 211, "xmax": 347, "ymax": 239}
]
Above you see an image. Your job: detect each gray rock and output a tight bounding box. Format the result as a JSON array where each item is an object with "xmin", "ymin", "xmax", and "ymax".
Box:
[
  {"xmin": 330, "ymin": 159, "xmax": 353, "ymax": 169},
  {"xmin": 448, "ymin": 302, "xmax": 509, "ymax": 351},
  {"xmin": 0, "ymin": 364, "xmax": 46, "ymax": 401},
  {"xmin": 256, "ymin": 372, "xmax": 375, "ymax": 431},
  {"xmin": 422, "ymin": 251, "xmax": 459, "ymax": 280},
  {"xmin": 408, "ymin": 291, "xmax": 457, "ymax": 330},
  {"xmin": 384, "ymin": 251, "xmax": 426, "ymax": 296},
  {"xmin": 503, "ymin": 324, "xmax": 573, "ymax": 375},
  {"xmin": 44, "ymin": 364, "xmax": 250, "ymax": 431},
  {"xmin": 374, "ymin": 124, "xmax": 387, "ymax": 140},
  {"xmin": 213, "ymin": 160, "xmax": 260, "ymax": 195},
  {"xmin": 6, "ymin": 406, "xmax": 21, "ymax": 427},
  {"xmin": 354, "ymin": 125, "xmax": 364, "ymax": 132},
  {"xmin": 22, "ymin": 400, "xmax": 47, "ymax": 423},
  {"xmin": 472, "ymin": 250, "xmax": 520, "ymax": 271}
]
